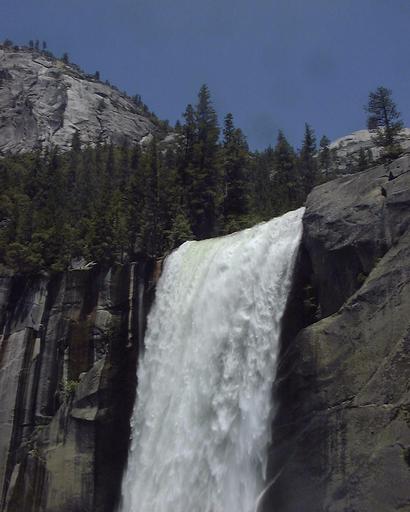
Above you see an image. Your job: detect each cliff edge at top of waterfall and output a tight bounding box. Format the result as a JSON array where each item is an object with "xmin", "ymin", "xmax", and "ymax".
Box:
[{"xmin": 304, "ymin": 152, "xmax": 410, "ymax": 315}]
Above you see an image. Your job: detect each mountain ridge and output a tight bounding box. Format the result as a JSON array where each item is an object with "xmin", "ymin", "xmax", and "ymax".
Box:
[{"xmin": 0, "ymin": 44, "xmax": 159, "ymax": 155}]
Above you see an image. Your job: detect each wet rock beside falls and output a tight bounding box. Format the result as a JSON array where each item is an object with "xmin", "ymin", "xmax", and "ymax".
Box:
[
  {"xmin": 265, "ymin": 154, "xmax": 410, "ymax": 512},
  {"xmin": 0, "ymin": 261, "xmax": 156, "ymax": 512}
]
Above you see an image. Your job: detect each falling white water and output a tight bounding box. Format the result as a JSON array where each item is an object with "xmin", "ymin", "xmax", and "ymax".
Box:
[{"xmin": 120, "ymin": 208, "xmax": 305, "ymax": 512}]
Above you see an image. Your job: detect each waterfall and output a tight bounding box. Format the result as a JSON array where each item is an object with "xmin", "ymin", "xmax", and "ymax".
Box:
[{"xmin": 120, "ymin": 208, "xmax": 304, "ymax": 512}]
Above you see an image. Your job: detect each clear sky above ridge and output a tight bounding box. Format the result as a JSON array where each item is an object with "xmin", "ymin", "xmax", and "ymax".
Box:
[{"xmin": 2, "ymin": 0, "xmax": 410, "ymax": 149}]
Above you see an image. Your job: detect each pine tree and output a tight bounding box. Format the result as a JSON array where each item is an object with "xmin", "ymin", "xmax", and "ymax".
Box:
[
  {"xmin": 159, "ymin": 148, "xmax": 188, "ymax": 250},
  {"xmin": 78, "ymin": 145, "xmax": 97, "ymax": 223},
  {"xmin": 222, "ymin": 113, "xmax": 251, "ymax": 231},
  {"xmin": 126, "ymin": 152, "xmax": 144, "ymax": 255},
  {"xmin": 130, "ymin": 143, "xmax": 141, "ymax": 171},
  {"xmin": 118, "ymin": 140, "xmax": 130, "ymax": 190},
  {"xmin": 68, "ymin": 131, "xmax": 81, "ymax": 191},
  {"xmin": 355, "ymin": 147, "xmax": 370, "ymax": 173},
  {"xmin": 223, "ymin": 112, "xmax": 235, "ymax": 145},
  {"xmin": 167, "ymin": 211, "xmax": 193, "ymax": 248},
  {"xmin": 251, "ymin": 146, "xmax": 276, "ymax": 220},
  {"xmin": 365, "ymin": 86, "xmax": 403, "ymax": 161},
  {"xmin": 183, "ymin": 103, "xmax": 196, "ymax": 144},
  {"xmin": 177, "ymin": 102, "xmax": 199, "ymax": 237},
  {"xmin": 318, "ymin": 135, "xmax": 331, "ymax": 175},
  {"xmin": 273, "ymin": 131, "xmax": 300, "ymax": 212},
  {"xmin": 188, "ymin": 85, "xmax": 222, "ymax": 238},
  {"xmin": 299, "ymin": 123, "xmax": 318, "ymax": 195},
  {"xmin": 138, "ymin": 138, "xmax": 161, "ymax": 255},
  {"xmin": 105, "ymin": 143, "xmax": 115, "ymax": 186}
]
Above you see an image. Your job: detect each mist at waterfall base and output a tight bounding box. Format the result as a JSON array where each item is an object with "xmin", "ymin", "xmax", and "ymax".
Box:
[{"xmin": 120, "ymin": 208, "xmax": 305, "ymax": 512}]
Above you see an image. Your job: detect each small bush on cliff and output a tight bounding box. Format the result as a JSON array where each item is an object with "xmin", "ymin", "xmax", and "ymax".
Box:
[
  {"xmin": 365, "ymin": 86, "xmax": 404, "ymax": 162},
  {"xmin": 105, "ymin": 317, "xmax": 122, "ymax": 347},
  {"xmin": 59, "ymin": 379, "xmax": 79, "ymax": 402}
]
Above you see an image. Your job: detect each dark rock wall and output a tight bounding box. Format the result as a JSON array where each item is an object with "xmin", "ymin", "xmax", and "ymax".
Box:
[
  {"xmin": 264, "ymin": 155, "xmax": 410, "ymax": 512},
  {"xmin": 0, "ymin": 261, "xmax": 156, "ymax": 512}
]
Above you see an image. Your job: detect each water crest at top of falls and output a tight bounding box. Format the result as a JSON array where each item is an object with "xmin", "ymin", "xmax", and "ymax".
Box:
[{"xmin": 120, "ymin": 208, "xmax": 305, "ymax": 512}]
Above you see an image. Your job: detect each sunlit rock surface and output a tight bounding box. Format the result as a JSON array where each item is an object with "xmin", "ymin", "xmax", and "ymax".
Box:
[
  {"xmin": 0, "ymin": 46, "xmax": 156, "ymax": 155},
  {"xmin": 328, "ymin": 128, "xmax": 410, "ymax": 174}
]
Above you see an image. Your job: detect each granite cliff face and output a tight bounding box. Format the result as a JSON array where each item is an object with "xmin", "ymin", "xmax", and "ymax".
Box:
[
  {"xmin": 0, "ymin": 46, "xmax": 157, "ymax": 155},
  {"xmin": 264, "ymin": 154, "xmax": 410, "ymax": 512},
  {"xmin": 0, "ymin": 261, "xmax": 157, "ymax": 512}
]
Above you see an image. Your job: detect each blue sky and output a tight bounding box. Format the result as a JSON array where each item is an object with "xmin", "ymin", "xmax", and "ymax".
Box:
[{"xmin": 2, "ymin": 0, "xmax": 410, "ymax": 149}]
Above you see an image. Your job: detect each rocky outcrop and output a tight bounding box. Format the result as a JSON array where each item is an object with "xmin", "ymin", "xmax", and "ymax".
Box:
[
  {"xmin": 264, "ymin": 155, "xmax": 410, "ymax": 511},
  {"xmin": 0, "ymin": 46, "xmax": 157, "ymax": 155},
  {"xmin": 0, "ymin": 261, "xmax": 156, "ymax": 512},
  {"xmin": 328, "ymin": 128, "xmax": 410, "ymax": 174}
]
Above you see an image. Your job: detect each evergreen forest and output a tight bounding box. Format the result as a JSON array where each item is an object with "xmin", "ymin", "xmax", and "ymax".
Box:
[{"xmin": 0, "ymin": 84, "xmax": 392, "ymax": 274}]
